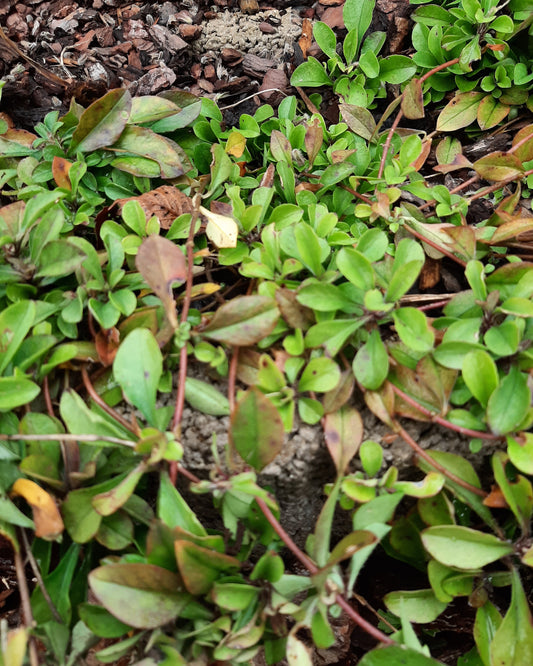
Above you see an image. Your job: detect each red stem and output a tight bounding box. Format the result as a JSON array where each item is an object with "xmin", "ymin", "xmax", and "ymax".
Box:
[
  {"xmin": 228, "ymin": 347, "xmax": 239, "ymax": 413},
  {"xmin": 391, "ymin": 384, "xmax": 500, "ymax": 442}
]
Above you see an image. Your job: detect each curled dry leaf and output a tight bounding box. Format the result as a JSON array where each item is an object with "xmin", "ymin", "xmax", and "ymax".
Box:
[
  {"xmin": 298, "ymin": 18, "xmax": 313, "ymax": 59},
  {"xmin": 10, "ymin": 478, "xmax": 64, "ymax": 540},
  {"xmin": 116, "ymin": 185, "xmax": 194, "ymax": 230}
]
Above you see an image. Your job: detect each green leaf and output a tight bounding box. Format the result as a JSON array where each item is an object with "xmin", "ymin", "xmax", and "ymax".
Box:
[
  {"xmin": 230, "ymin": 387, "xmax": 284, "ymax": 471},
  {"xmin": 35, "ymin": 241, "xmax": 87, "ymax": 278},
  {"xmin": 32, "ymin": 543, "xmax": 79, "ymax": 624},
  {"xmin": 490, "ymin": 569, "xmax": 533, "ymax": 666},
  {"xmin": 113, "ymin": 328, "xmax": 162, "ymax": 426},
  {"xmin": 492, "ymin": 451, "xmax": 533, "ymax": 533},
  {"xmin": 358, "ymin": 645, "xmax": 444, "ymax": 666},
  {"xmin": 507, "ymin": 432, "xmax": 533, "ymax": 475},
  {"xmin": 343, "ymin": 0, "xmax": 375, "ymax": 40},
  {"xmin": 202, "ymin": 295, "xmax": 279, "ymax": 346},
  {"xmin": 0, "ymin": 377, "xmax": 40, "ymax": 410},
  {"xmin": 157, "ymin": 472, "xmax": 207, "ymax": 536},
  {"xmin": 487, "ymin": 367, "xmax": 530, "ymax": 435},
  {"xmin": 78, "ymin": 603, "xmax": 131, "ymax": 638},
  {"xmin": 297, "ymin": 283, "xmax": 353, "ymax": 312},
  {"xmin": 462, "ymin": 350, "xmax": 498, "ymax": 408},
  {"xmin": 359, "ymin": 439, "xmax": 383, "ymax": 477},
  {"xmin": 92, "ymin": 462, "xmax": 147, "ymax": 516},
  {"xmin": 89, "ymin": 563, "xmax": 189, "ymax": 629},
  {"xmin": 384, "ymin": 588, "xmax": 448, "ymax": 623},
  {"xmin": 379, "ymin": 56, "xmax": 417, "ymax": 84},
  {"xmin": 211, "ymin": 582, "xmax": 259, "ymax": 611},
  {"xmin": 0, "ymin": 300, "xmax": 36, "ymax": 374},
  {"xmin": 421, "ymin": 525, "xmax": 513, "ymax": 570},
  {"xmin": 437, "ymin": 92, "xmax": 485, "ymax": 132},
  {"xmin": 474, "ymin": 601, "xmax": 502, "ymax": 666},
  {"xmin": 70, "ymin": 89, "xmax": 131, "ymax": 153},
  {"xmin": 184, "ymin": 377, "xmax": 230, "ymax": 416},
  {"xmin": 298, "ymin": 357, "xmax": 341, "ymax": 393},
  {"xmin": 294, "ymin": 223, "xmax": 324, "ymax": 276},
  {"xmin": 336, "ymin": 247, "xmax": 374, "ymax": 290},
  {"xmin": 290, "ymin": 57, "xmax": 332, "ymax": 87},
  {"xmin": 111, "ymin": 126, "xmax": 185, "ymax": 179},
  {"xmin": 353, "ymin": 330, "xmax": 389, "ymax": 390},
  {"xmin": 393, "ymin": 308, "xmax": 434, "ymax": 353}
]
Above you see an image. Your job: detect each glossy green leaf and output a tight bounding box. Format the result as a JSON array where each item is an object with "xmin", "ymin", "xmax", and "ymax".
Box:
[
  {"xmin": 421, "ymin": 525, "xmax": 513, "ymax": 570},
  {"xmin": 487, "ymin": 367, "xmax": 530, "ymax": 435},
  {"xmin": 31, "ymin": 543, "xmax": 79, "ymax": 624},
  {"xmin": 290, "ymin": 57, "xmax": 332, "ymax": 87},
  {"xmin": 336, "ymin": 247, "xmax": 374, "ymax": 290},
  {"xmin": 157, "ymin": 472, "xmax": 207, "ymax": 536},
  {"xmin": 89, "ymin": 563, "xmax": 189, "ymax": 629},
  {"xmin": 462, "ymin": 350, "xmax": 498, "ymax": 408},
  {"xmin": 353, "ymin": 329, "xmax": 389, "ymax": 390},
  {"xmin": 211, "ymin": 582, "xmax": 259, "ymax": 611},
  {"xmin": 474, "ymin": 601, "xmax": 502, "ymax": 666},
  {"xmin": 379, "ymin": 56, "xmax": 417, "ymax": 84},
  {"xmin": 507, "ymin": 432, "xmax": 533, "ymax": 475},
  {"xmin": 230, "ymin": 387, "xmax": 284, "ymax": 471},
  {"xmin": 113, "ymin": 328, "xmax": 162, "ymax": 426},
  {"xmin": 78, "ymin": 603, "xmax": 131, "ymax": 638}
]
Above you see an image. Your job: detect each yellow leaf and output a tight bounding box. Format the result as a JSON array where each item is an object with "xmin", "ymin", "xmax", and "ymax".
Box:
[
  {"xmin": 225, "ymin": 131, "xmax": 246, "ymax": 158},
  {"xmin": 200, "ymin": 206, "xmax": 238, "ymax": 248},
  {"xmin": 11, "ymin": 478, "xmax": 64, "ymax": 540}
]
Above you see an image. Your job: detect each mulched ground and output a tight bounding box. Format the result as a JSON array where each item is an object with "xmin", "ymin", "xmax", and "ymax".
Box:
[{"xmin": 0, "ymin": 0, "xmax": 412, "ymax": 127}]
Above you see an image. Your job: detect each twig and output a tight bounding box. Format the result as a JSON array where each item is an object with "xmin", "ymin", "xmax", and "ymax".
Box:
[
  {"xmin": 81, "ymin": 366, "xmax": 138, "ymax": 435},
  {"xmin": 0, "ymin": 432, "xmax": 136, "ymax": 447},
  {"xmin": 20, "ymin": 529, "xmax": 62, "ymax": 624},
  {"xmin": 14, "ymin": 538, "xmax": 39, "ymax": 666},
  {"xmin": 228, "ymin": 347, "xmax": 239, "ymax": 413},
  {"xmin": 171, "ymin": 195, "xmax": 202, "ymax": 482}
]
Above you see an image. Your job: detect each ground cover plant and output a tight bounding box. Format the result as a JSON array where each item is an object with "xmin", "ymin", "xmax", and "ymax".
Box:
[{"xmin": 1, "ymin": 0, "xmax": 533, "ymax": 663}]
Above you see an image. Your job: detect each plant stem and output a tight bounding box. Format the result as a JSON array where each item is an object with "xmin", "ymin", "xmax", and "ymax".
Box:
[
  {"xmin": 0, "ymin": 432, "xmax": 136, "ymax": 447},
  {"xmin": 391, "ymin": 384, "xmax": 500, "ymax": 441},
  {"xmin": 82, "ymin": 366, "xmax": 138, "ymax": 435},
  {"xmin": 14, "ymin": 540, "xmax": 39, "ymax": 666},
  {"xmin": 20, "ymin": 529, "xmax": 62, "ymax": 624},
  {"xmin": 393, "ymin": 421, "xmax": 488, "ymax": 498},
  {"xmin": 254, "ymin": 497, "xmax": 394, "ymax": 646},
  {"xmin": 171, "ymin": 196, "xmax": 202, "ymax": 482},
  {"xmin": 228, "ymin": 347, "xmax": 239, "ymax": 413}
]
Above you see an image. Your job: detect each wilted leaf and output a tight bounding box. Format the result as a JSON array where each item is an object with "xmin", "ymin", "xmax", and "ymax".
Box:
[
  {"xmin": 401, "ymin": 78, "xmax": 425, "ymax": 119},
  {"xmin": 89, "ymin": 563, "xmax": 189, "ymax": 629},
  {"xmin": 304, "ymin": 117, "xmax": 323, "ymax": 168},
  {"xmin": 340, "ymin": 103, "xmax": 376, "ymax": 141},
  {"xmin": 71, "ymin": 89, "xmax": 132, "ymax": 153},
  {"xmin": 10, "ymin": 478, "xmax": 63, "ymax": 540},
  {"xmin": 324, "ymin": 406, "xmax": 363, "ymax": 475},
  {"xmin": 202, "ymin": 295, "xmax": 279, "ymax": 346},
  {"xmin": 230, "ymin": 387, "xmax": 284, "ymax": 471},
  {"xmin": 111, "ymin": 126, "xmax": 185, "ymax": 179},
  {"xmin": 473, "ymin": 151, "xmax": 524, "ymax": 182},
  {"xmin": 200, "ymin": 205, "xmax": 239, "ymax": 248},
  {"xmin": 477, "ymin": 96, "xmax": 510, "ymax": 130},
  {"xmin": 135, "ymin": 235, "xmax": 186, "ymax": 328},
  {"xmin": 117, "ymin": 186, "xmax": 193, "ymax": 230},
  {"xmin": 174, "ymin": 540, "xmax": 239, "ymax": 595},
  {"xmin": 52, "ymin": 156, "xmax": 73, "ymax": 190}
]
